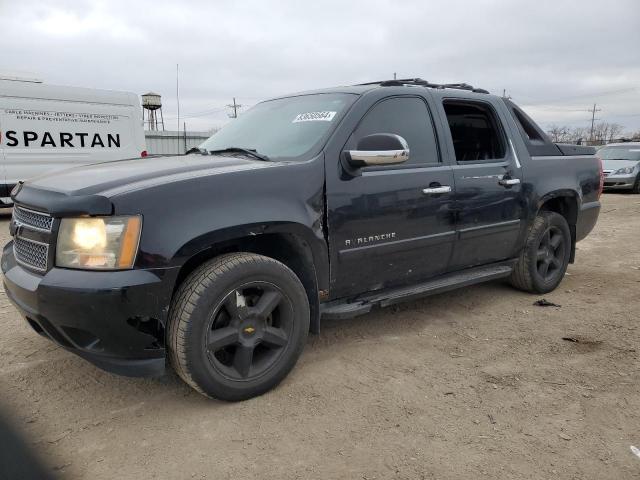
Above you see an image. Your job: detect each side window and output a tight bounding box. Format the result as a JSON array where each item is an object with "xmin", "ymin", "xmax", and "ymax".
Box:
[
  {"xmin": 512, "ymin": 107, "xmax": 546, "ymax": 144},
  {"xmin": 443, "ymin": 100, "xmax": 506, "ymax": 162},
  {"xmin": 504, "ymin": 99, "xmax": 562, "ymax": 156},
  {"xmin": 352, "ymin": 97, "xmax": 439, "ymax": 166}
]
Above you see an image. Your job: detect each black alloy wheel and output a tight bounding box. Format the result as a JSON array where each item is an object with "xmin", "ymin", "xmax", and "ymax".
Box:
[
  {"xmin": 509, "ymin": 211, "xmax": 571, "ymax": 294},
  {"xmin": 205, "ymin": 282, "xmax": 293, "ymax": 381},
  {"xmin": 168, "ymin": 253, "xmax": 310, "ymax": 401},
  {"xmin": 535, "ymin": 225, "xmax": 566, "ymax": 282}
]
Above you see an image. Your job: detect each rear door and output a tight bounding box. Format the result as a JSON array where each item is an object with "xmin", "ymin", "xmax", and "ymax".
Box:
[
  {"xmin": 326, "ymin": 93, "xmax": 457, "ymax": 298},
  {"xmin": 436, "ymin": 96, "xmax": 526, "ymax": 269}
]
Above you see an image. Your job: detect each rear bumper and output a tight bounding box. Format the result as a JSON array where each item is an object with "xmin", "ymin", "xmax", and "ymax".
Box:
[
  {"xmin": 1, "ymin": 241, "xmax": 179, "ymax": 377},
  {"xmin": 576, "ymin": 201, "xmax": 600, "ymax": 242}
]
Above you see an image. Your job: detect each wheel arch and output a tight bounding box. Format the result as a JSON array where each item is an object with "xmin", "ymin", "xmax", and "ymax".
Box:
[
  {"xmin": 171, "ymin": 223, "xmax": 326, "ymax": 334},
  {"xmin": 537, "ymin": 190, "xmax": 580, "ymax": 262}
]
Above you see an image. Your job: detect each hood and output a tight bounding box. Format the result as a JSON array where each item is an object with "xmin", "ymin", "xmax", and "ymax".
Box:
[
  {"xmin": 602, "ymin": 159, "xmax": 640, "ymax": 172},
  {"xmin": 13, "ymin": 154, "xmax": 284, "ymax": 216},
  {"xmin": 23, "ymin": 154, "xmax": 281, "ymax": 196}
]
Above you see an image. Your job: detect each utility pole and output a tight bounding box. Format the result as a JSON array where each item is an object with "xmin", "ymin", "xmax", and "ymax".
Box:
[
  {"xmin": 183, "ymin": 121, "xmax": 187, "ymax": 154},
  {"xmin": 589, "ymin": 103, "xmax": 602, "ymax": 143},
  {"xmin": 176, "ymin": 63, "xmax": 180, "ymax": 132},
  {"xmin": 227, "ymin": 98, "xmax": 242, "ymax": 118}
]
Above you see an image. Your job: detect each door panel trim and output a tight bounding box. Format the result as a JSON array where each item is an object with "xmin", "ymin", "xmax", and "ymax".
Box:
[
  {"xmin": 458, "ymin": 219, "xmax": 521, "ymax": 240},
  {"xmin": 339, "ymin": 230, "xmax": 455, "ymax": 260}
]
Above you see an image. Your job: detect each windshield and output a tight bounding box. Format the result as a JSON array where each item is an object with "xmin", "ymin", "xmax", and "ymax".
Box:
[
  {"xmin": 599, "ymin": 146, "xmax": 640, "ymax": 161},
  {"xmin": 200, "ymin": 93, "xmax": 356, "ymax": 160}
]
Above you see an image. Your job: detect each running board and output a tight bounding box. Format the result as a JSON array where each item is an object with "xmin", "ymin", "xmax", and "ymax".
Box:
[{"xmin": 321, "ymin": 264, "xmax": 514, "ymax": 320}]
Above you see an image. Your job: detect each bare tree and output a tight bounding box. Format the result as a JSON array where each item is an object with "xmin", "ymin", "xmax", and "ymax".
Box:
[
  {"xmin": 547, "ymin": 123, "xmax": 631, "ymax": 145},
  {"xmin": 547, "ymin": 125, "xmax": 571, "ymax": 143},
  {"xmin": 572, "ymin": 127, "xmax": 590, "ymax": 144},
  {"xmin": 607, "ymin": 123, "xmax": 625, "ymax": 142},
  {"xmin": 546, "ymin": 125, "xmax": 589, "ymax": 144},
  {"xmin": 590, "ymin": 122, "xmax": 625, "ymax": 144}
]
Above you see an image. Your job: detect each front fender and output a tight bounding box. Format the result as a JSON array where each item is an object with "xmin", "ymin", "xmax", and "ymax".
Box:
[
  {"xmin": 110, "ymin": 156, "xmax": 328, "ymax": 286},
  {"xmin": 173, "ymin": 221, "xmax": 329, "ymax": 290}
]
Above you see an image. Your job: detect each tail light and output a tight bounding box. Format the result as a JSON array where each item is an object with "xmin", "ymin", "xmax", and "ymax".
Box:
[
  {"xmin": 141, "ymin": 150, "xmax": 148, "ymax": 158},
  {"xmin": 597, "ymin": 156, "xmax": 604, "ymax": 199}
]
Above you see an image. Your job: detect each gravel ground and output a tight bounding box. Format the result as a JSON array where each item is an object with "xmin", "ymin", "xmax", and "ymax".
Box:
[{"xmin": 0, "ymin": 192, "xmax": 638, "ymax": 480}]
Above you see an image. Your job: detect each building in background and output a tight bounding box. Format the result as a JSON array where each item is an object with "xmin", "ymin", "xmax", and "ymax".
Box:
[
  {"xmin": 144, "ymin": 130, "xmax": 212, "ymax": 155},
  {"xmin": 140, "ymin": 90, "xmax": 217, "ymax": 155}
]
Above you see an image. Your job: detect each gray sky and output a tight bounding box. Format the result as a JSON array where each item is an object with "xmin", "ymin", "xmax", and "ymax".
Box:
[{"xmin": 2, "ymin": 0, "xmax": 639, "ymax": 133}]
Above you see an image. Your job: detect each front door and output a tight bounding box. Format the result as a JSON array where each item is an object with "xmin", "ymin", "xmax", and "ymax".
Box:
[
  {"xmin": 438, "ymin": 98, "xmax": 525, "ymax": 269},
  {"xmin": 326, "ymin": 95, "xmax": 457, "ymax": 299}
]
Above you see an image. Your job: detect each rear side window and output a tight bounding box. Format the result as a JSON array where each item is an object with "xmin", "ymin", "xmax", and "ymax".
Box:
[
  {"xmin": 351, "ymin": 96, "xmax": 439, "ymax": 166},
  {"xmin": 512, "ymin": 108, "xmax": 545, "ymax": 143},
  {"xmin": 503, "ymin": 99, "xmax": 561, "ymax": 156},
  {"xmin": 443, "ymin": 100, "xmax": 506, "ymax": 162}
]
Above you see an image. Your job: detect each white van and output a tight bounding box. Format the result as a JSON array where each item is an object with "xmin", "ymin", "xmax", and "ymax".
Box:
[{"xmin": 0, "ymin": 78, "xmax": 146, "ymax": 205}]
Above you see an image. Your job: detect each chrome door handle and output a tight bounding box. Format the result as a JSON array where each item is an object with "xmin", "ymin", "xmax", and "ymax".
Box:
[
  {"xmin": 422, "ymin": 186, "xmax": 452, "ymax": 194},
  {"xmin": 498, "ymin": 178, "xmax": 521, "ymax": 186}
]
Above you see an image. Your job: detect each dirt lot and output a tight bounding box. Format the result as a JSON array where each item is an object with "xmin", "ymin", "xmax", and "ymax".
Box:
[{"xmin": 0, "ymin": 193, "xmax": 638, "ymax": 480}]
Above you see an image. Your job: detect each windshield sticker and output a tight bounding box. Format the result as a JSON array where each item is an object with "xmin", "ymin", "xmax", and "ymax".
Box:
[{"xmin": 292, "ymin": 111, "xmax": 337, "ymax": 123}]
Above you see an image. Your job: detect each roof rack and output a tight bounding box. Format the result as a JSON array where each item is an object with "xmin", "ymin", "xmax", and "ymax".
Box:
[{"xmin": 357, "ymin": 78, "xmax": 489, "ymax": 94}]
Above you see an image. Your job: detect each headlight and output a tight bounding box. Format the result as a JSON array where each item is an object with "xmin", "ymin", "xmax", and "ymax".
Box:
[
  {"xmin": 56, "ymin": 216, "xmax": 142, "ymax": 270},
  {"xmin": 613, "ymin": 166, "xmax": 635, "ymax": 175}
]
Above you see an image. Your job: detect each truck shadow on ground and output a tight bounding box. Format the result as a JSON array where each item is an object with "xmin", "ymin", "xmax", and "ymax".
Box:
[
  {"xmin": 7, "ymin": 279, "xmax": 518, "ymax": 409},
  {"xmin": 318, "ymin": 279, "xmax": 515, "ymax": 343}
]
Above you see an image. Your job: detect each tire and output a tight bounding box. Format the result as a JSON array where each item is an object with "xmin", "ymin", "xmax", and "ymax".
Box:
[
  {"xmin": 168, "ymin": 253, "xmax": 310, "ymax": 401},
  {"xmin": 509, "ymin": 211, "xmax": 571, "ymax": 294},
  {"xmin": 632, "ymin": 175, "xmax": 640, "ymax": 194}
]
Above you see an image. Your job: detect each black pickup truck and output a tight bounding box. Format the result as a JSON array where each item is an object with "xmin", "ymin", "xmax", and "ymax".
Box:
[{"xmin": 2, "ymin": 79, "xmax": 602, "ymax": 401}]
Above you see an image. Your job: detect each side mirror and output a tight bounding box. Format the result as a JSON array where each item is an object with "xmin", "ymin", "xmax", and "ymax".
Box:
[{"xmin": 346, "ymin": 133, "xmax": 410, "ymax": 168}]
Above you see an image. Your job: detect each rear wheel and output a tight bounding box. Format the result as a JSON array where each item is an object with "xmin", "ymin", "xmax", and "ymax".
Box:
[
  {"xmin": 509, "ymin": 211, "xmax": 571, "ymax": 294},
  {"xmin": 168, "ymin": 253, "xmax": 309, "ymax": 401}
]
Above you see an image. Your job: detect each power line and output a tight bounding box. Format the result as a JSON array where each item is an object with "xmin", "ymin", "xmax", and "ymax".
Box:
[
  {"xmin": 176, "ymin": 106, "xmax": 228, "ymax": 119},
  {"xmin": 516, "ymin": 86, "xmax": 638, "ymax": 107}
]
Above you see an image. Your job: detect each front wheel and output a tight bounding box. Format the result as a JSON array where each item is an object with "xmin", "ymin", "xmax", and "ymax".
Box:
[
  {"xmin": 632, "ymin": 175, "xmax": 640, "ymax": 194},
  {"xmin": 509, "ymin": 211, "xmax": 571, "ymax": 294},
  {"xmin": 168, "ymin": 253, "xmax": 310, "ymax": 401}
]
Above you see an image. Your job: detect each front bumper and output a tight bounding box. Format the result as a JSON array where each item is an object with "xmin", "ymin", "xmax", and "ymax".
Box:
[
  {"xmin": 1, "ymin": 242, "xmax": 179, "ymax": 377},
  {"xmin": 603, "ymin": 174, "xmax": 636, "ymax": 190}
]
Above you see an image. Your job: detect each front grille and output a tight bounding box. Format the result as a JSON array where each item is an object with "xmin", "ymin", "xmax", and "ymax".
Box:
[
  {"xmin": 13, "ymin": 236, "xmax": 49, "ymax": 272},
  {"xmin": 13, "ymin": 206, "xmax": 53, "ymax": 232}
]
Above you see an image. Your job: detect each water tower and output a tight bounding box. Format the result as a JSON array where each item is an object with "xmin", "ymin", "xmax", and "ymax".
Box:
[{"xmin": 142, "ymin": 92, "xmax": 165, "ymax": 131}]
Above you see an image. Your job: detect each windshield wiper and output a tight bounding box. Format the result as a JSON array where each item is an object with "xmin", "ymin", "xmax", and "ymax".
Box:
[
  {"xmin": 186, "ymin": 147, "xmax": 209, "ymax": 155},
  {"xmin": 208, "ymin": 147, "xmax": 270, "ymax": 162}
]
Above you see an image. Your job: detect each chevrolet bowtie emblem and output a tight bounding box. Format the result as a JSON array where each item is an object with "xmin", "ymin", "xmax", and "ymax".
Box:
[{"xmin": 243, "ymin": 326, "xmax": 256, "ymax": 334}]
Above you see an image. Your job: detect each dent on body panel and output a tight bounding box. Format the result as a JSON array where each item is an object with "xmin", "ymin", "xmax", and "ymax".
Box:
[
  {"xmin": 458, "ymin": 184, "xmax": 525, "ymax": 225},
  {"xmin": 305, "ymin": 180, "xmax": 326, "ymax": 242},
  {"xmin": 577, "ymin": 159, "xmax": 600, "ymax": 203}
]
